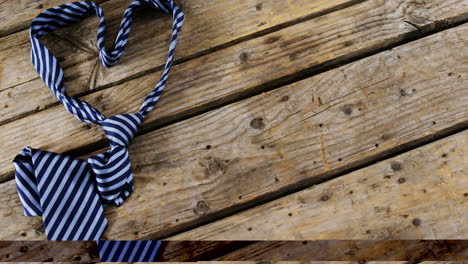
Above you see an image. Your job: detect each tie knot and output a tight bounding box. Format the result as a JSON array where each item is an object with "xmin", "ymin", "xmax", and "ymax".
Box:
[{"xmin": 101, "ymin": 114, "xmax": 143, "ymax": 146}]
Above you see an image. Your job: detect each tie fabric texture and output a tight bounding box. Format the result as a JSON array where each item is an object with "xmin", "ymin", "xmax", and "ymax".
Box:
[
  {"xmin": 97, "ymin": 240, "xmax": 162, "ymax": 262},
  {"xmin": 13, "ymin": 0, "xmax": 184, "ymax": 240}
]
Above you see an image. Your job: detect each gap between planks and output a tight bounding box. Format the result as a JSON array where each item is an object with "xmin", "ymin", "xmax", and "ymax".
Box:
[
  {"xmin": 0, "ymin": 0, "xmax": 467, "ymax": 183},
  {"xmin": 0, "ymin": 24, "xmax": 466, "ymax": 240}
]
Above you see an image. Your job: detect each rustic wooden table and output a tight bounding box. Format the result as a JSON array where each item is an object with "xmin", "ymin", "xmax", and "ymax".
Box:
[{"xmin": 0, "ymin": 0, "xmax": 467, "ymax": 261}]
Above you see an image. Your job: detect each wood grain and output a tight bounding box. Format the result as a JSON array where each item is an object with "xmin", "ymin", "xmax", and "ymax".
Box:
[
  {"xmin": 0, "ymin": 238, "xmax": 466, "ymax": 263},
  {"xmin": 215, "ymin": 241, "xmax": 468, "ymax": 261},
  {"xmin": 1, "ymin": 0, "xmax": 467, "ymax": 182},
  {"xmin": 0, "ymin": 0, "xmax": 358, "ymax": 125},
  {"xmin": 0, "ymin": 241, "xmax": 98, "ymax": 262},
  {"xmin": 156, "ymin": 241, "xmax": 255, "ymax": 262},
  {"xmin": 172, "ymin": 131, "xmax": 468, "ymax": 240},
  {"xmin": 0, "ymin": 24, "xmax": 466, "ymax": 240},
  {"xmin": 157, "ymin": 241, "xmax": 468, "ymax": 261},
  {"xmin": 0, "ymin": 241, "xmax": 51, "ymax": 262},
  {"xmin": 0, "ymin": 0, "xmax": 108, "ymax": 38}
]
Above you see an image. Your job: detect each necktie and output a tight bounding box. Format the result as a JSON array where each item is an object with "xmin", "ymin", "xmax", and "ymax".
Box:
[
  {"xmin": 13, "ymin": 0, "xmax": 184, "ymax": 240},
  {"xmin": 97, "ymin": 240, "xmax": 162, "ymax": 262}
]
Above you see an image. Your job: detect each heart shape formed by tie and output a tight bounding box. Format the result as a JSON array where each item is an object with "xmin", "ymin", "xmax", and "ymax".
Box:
[{"xmin": 13, "ymin": 0, "xmax": 184, "ymax": 240}]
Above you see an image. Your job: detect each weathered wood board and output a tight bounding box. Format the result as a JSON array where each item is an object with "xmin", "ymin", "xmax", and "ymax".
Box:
[
  {"xmin": 1, "ymin": 240, "xmax": 466, "ymax": 261},
  {"xmin": 156, "ymin": 241, "xmax": 255, "ymax": 262},
  {"xmin": 214, "ymin": 241, "xmax": 468, "ymax": 261},
  {"xmin": 0, "ymin": 24, "xmax": 466, "ymax": 240},
  {"xmin": 0, "ymin": 241, "xmax": 51, "ymax": 262},
  {"xmin": 0, "ymin": 241, "xmax": 98, "ymax": 262},
  {"xmin": 0, "ymin": 0, "xmax": 358, "ymax": 125},
  {"xmin": 159, "ymin": 241, "xmax": 468, "ymax": 261},
  {"xmin": 172, "ymin": 131, "xmax": 468, "ymax": 240},
  {"xmin": 1, "ymin": 0, "xmax": 467, "ymax": 183}
]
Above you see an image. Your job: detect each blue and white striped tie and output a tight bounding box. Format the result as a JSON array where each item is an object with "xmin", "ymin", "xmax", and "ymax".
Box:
[
  {"xmin": 13, "ymin": 0, "xmax": 184, "ymax": 240},
  {"xmin": 97, "ymin": 240, "xmax": 162, "ymax": 262}
]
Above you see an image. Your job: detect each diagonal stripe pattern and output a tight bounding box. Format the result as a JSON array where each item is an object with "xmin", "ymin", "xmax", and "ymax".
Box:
[
  {"xmin": 13, "ymin": 0, "xmax": 184, "ymax": 241},
  {"xmin": 88, "ymin": 113, "xmax": 144, "ymax": 206},
  {"xmin": 97, "ymin": 240, "xmax": 162, "ymax": 262},
  {"xmin": 13, "ymin": 148, "xmax": 107, "ymax": 240}
]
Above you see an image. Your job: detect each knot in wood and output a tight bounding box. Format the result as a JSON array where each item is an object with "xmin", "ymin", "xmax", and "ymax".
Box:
[
  {"xmin": 20, "ymin": 246, "xmax": 28, "ymax": 253},
  {"xmin": 196, "ymin": 200, "xmax": 209, "ymax": 213},
  {"xmin": 35, "ymin": 223, "xmax": 45, "ymax": 234},
  {"xmin": 239, "ymin": 52, "xmax": 249, "ymax": 63},
  {"xmin": 391, "ymin": 161, "xmax": 402, "ymax": 171},
  {"xmin": 208, "ymin": 159, "xmax": 221, "ymax": 173},
  {"xmin": 341, "ymin": 105, "xmax": 353, "ymax": 115},
  {"xmin": 250, "ymin": 117, "xmax": 265, "ymax": 129}
]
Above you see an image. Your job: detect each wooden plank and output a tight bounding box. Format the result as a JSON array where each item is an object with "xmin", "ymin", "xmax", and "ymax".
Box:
[
  {"xmin": 0, "ymin": 0, "xmax": 358, "ymax": 126},
  {"xmin": 0, "ymin": 0, "xmax": 108, "ymax": 38},
  {"xmin": 156, "ymin": 241, "xmax": 256, "ymax": 262},
  {"xmin": 0, "ymin": 239, "xmax": 465, "ymax": 263},
  {"xmin": 214, "ymin": 241, "xmax": 468, "ymax": 261},
  {"xmin": 0, "ymin": 24, "xmax": 466, "ymax": 240},
  {"xmin": 5, "ymin": 240, "xmax": 464, "ymax": 262},
  {"xmin": 172, "ymin": 131, "xmax": 468, "ymax": 240},
  {"xmin": 159, "ymin": 241, "xmax": 468, "ymax": 261},
  {"xmin": 1, "ymin": 0, "xmax": 467, "ymax": 182},
  {"xmin": 0, "ymin": 241, "xmax": 51, "ymax": 262},
  {"xmin": 0, "ymin": 241, "xmax": 98, "ymax": 262}
]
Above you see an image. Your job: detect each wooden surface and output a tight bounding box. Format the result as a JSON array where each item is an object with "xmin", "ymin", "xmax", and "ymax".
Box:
[
  {"xmin": 214, "ymin": 241, "xmax": 468, "ymax": 261},
  {"xmin": 0, "ymin": 0, "xmax": 108, "ymax": 38},
  {"xmin": 0, "ymin": 0, "xmax": 467, "ymax": 259},
  {"xmin": 1, "ymin": 0, "xmax": 467, "ymax": 182},
  {"xmin": 0, "ymin": 241, "xmax": 98, "ymax": 262},
  {"xmin": 0, "ymin": 22, "xmax": 466, "ymax": 241},
  {"xmin": 172, "ymin": 131, "xmax": 467, "ymax": 239},
  {"xmin": 1, "ymin": 240, "xmax": 467, "ymax": 261}
]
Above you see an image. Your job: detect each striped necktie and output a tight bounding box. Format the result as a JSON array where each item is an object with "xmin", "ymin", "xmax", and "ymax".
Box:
[
  {"xmin": 97, "ymin": 240, "xmax": 162, "ymax": 262},
  {"xmin": 13, "ymin": 0, "xmax": 184, "ymax": 240}
]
